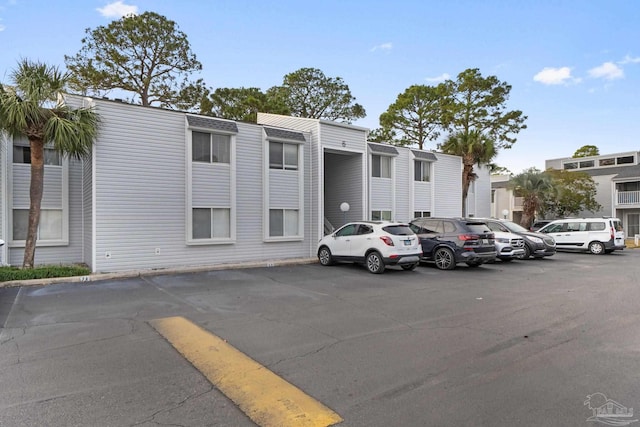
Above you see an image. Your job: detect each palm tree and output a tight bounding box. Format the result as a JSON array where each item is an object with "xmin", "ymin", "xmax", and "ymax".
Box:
[
  {"xmin": 0, "ymin": 60, "xmax": 100, "ymax": 268},
  {"xmin": 509, "ymin": 168, "xmax": 552, "ymax": 228},
  {"xmin": 439, "ymin": 130, "xmax": 496, "ymax": 216}
]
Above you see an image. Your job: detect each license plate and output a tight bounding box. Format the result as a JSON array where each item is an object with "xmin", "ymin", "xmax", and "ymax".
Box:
[
  {"xmin": 482, "ymin": 239, "xmax": 489, "ymax": 244},
  {"xmin": 404, "ymin": 239, "xmax": 411, "ymax": 246}
]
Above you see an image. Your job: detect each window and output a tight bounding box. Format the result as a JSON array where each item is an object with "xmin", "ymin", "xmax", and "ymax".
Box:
[
  {"xmin": 12, "ymin": 209, "xmax": 62, "ymax": 241},
  {"xmin": 372, "ymin": 155, "xmax": 391, "ymax": 178},
  {"xmin": 371, "ymin": 210, "xmax": 392, "ymax": 221},
  {"xmin": 599, "ymin": 158, "xmax": 615, "ymax": 166},
  {"xmin": 414, "ymin": 161, "xmax": 430, "ymax": 182},
  {"xmin": 13, "ymin": 145, "xmax": 61, "ymax": 166},
  {"xmin": 563, "ymin": 162, "xmax": 578, "ymax": 170},
  {"xmin": 192, "ymin": 131, "xmax": 230, "ymax": 163},
  {"xmin": 192, "ymin": 208, "xmax": 230, "ymax": 239},
  {"xmin": 414, "ymin": 211, "xmax": 431, "ymax": 218},
  {"xmin": 269, "ymin": 142, "xmax": 298, "ymax": 170},
  {"xmin": 269, "ymin": 209, "xmax": 299, "ymax": 237},
  {"xmin": 579, "ymin": 160, "xmax": 594, "ymax": 168},
  {"xmin": 617, "ymin": 155, "xmax": 634, "ymax": 165}
]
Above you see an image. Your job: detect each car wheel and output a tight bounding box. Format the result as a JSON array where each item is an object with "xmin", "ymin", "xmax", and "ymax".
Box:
[
  {"xmin": 318, "ymin": 246, "xmax": 334, "ymax": 266},
  {"xmin": 401, "ymin": 263, "xmax": 418, "ymax": 271},
  {"xmin": 520, "ymin": 244, "xmax": 532, "ymax": 260},
  {"xmin": 589, "ymin": 241, "xmax": 605, "ymax": 255},
  {"xmin": 366, "ymin": 251, "xmax": 385, "ymax": 274},
  {"xmin": 466, "ymin": 261, "xmax": 482, "ymax": 267},
  {"xmin": 433, "ymin": 247, "xmax": 456, "ymax": 270}
]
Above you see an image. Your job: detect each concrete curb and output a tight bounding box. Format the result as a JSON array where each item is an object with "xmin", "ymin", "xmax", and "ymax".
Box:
[{"xmin": 0, "ymin": 257, "xmax": 319, "ymax": 288}]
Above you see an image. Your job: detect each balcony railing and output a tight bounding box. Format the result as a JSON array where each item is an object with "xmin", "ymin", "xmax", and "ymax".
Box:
[{"xmin": 617, "ymin": 190, "xmax": 640, "ymax": 205}]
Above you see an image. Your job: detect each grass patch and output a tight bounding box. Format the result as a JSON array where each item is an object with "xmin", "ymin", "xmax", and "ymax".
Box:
[{"xmin": 0, "ymin": 265, "xmax": 90, "ymax": 282}]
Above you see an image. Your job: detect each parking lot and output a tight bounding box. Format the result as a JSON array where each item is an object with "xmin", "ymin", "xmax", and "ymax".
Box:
[{"xmin": 2, "ymin": 251, "xmax": 640, "ymax": 426}]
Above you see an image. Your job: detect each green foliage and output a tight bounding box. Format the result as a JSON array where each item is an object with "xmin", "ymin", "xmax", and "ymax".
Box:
[
  {"xmin": 509, "ymin": 168, "xmax": 553, "ymax": 227},
  {"xmin": 1, "ymin": 59, "xmax": 100, "ymax": 268},
  {"xmin": 378, "ymin": 84, "xmax": 448, "ymax": 149},
  {"xmin": 442, "ymin": 68, "xmax": 527, "ymax": 149},
  {"xmin": 266, "ymin": 68, "xmax": 366, "ymax": 123},
  {"xmin": 542, "ymin": 169, "xmax": 601, "ymax": 217},
  {"xmin": 0, "ymin": 265, "xmax": 91, "ymax": 282},
  {"xmin": 65, "ymin": 11, "xmax": 206, "ymax": 110},
  {"xmin": 202, "ymin": 87, "xmax": 290, "ymax": 123},
  {"xmin": 367, "ymin": 127, "xmax": 396, "ymax": 143},
  {"xmin": 572, "ymin": 145, "xmax": 600, "ymax": 158}
]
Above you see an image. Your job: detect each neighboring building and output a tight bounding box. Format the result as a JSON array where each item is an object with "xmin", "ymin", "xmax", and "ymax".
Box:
[
  {"xmin": 546, "ymin": 151, "xmax": 640, "ymax": 238},
  {"xmin": 0, "ymin": 97, "xmax": 491, "ymax": 273},
  {"xmin": 490, "ymin": 174, "xmax": 523, "ymax": 224}
]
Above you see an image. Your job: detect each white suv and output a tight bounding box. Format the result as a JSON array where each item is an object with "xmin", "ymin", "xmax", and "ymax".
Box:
[
  {"xmin": 317, "ymin": 221, "xmax": 422, "ymax": 274},
  {"xmin": 493, "ymin": 231, "xmax": 526, "ymax": 261},
  {"xmin": 537, "ymin": 217, "xmax": 625, "ymax": 254}
]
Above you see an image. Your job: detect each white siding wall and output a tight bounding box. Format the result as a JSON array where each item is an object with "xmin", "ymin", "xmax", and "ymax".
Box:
[
  {"xmin": 88, "ymin": 101, "xmax": 315, "ymax": 272},
  {"xmin": 83, "ymin": 152, "xmax": 93, "ymax": 269},
  {"xmin": 370, "ymin": 178, "xmax": 393, "ymax": 212},
  {"xmin": 473, "ymin": 165, "xmax": 492, "ymax": 218},
  {"xmin": 192, "ymin": 164, "xmax": 231, "ymax": 206},
  {"xmin": 324, "ymin": 153, "xmax": 363, "ymax": 228},
  {"xmin": 433, "ymin": 153, "xmax": 463, "ymax": 216},
  {"xmin": 394, "ymin": 150, "xmax": 411, "ymax": 222},
  {"xmin": 414, "ymin": 181, "xmax": 432, "ymax": 216},
  {"xmin": 0, "ymin": 134, "xmax": 6, "ymax": 265},
  {"xmin": 269, "ymin": 171, "xmax": 299, "ymax": 207}
]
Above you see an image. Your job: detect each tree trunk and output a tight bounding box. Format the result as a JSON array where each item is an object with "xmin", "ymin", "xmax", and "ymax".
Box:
[
  {"xmin": 461, "ymin": 160, "xmax": 475, "ymax": 217},
  {"xmin": 23, "ymin": 138, "xmax": 45, "ymax": 269}
]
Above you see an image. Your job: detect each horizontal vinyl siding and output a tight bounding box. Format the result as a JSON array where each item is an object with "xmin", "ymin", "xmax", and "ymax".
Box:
[
  {"xmin": 394, "ymin": 150, "xmax": 411, "ymax": 222},
  {"xmin": 319, "ymin": 123, "xmax": 367, "ymax": 153},
  {"xmin": 12, "ymin": 165, "xmax": 63, "ymax": 208},
  {"xmin": 192, "ymin": 164, "xmax": 231, "ymax": 206},
  {"xmin": 433, "ymin": 153, "xmax": 463, "ymax": 217},
  {"xmin": 370, "ymin": 178, "xmax": 393, "ymax": 210},
  {"xmin": 414, "ymin": 181, "xmax": 432, "ymax": 211},
  {"xmin": 83, "ymin": 152, "xmax": 93, "ymax": 269},
  {"xmin": 473, "ymin": 165, "xmax": 491, "ymax": 218},
  {"xmin": 269, "ymin": 171, "xmax": 299, "ymax": 207},
  {"xmin": 324, "ymin": 153, "xmax": 363, "ymax": 227}
]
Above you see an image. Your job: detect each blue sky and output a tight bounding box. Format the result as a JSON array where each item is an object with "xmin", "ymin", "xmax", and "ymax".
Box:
[{"xmin": 1, "ymin": 0, "xmax": 639, "ymax": 174}]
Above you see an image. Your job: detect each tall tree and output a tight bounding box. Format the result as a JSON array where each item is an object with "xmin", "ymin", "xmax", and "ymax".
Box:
[
  {"xmin": 266, "ymin": 68, "xmax": 366, "ymax": 123},
  {"xmin": 0, "ymin": 60, "xmax": 100, "ymax": 268},
  {"xmin": 572, "ymin": 145, "xmax": 599, "ymax": 158},
  {"xmin": 542, "ymin": 169, "xmax": 601, "ymax": 217},
  {"xmin": 439, "ymin": 130, "xmax": 497, "ymax": 215},
  {"xmin": 65, "ymin": 11, "xmax": 206, "ymax": 110},
  {"xmin": 439, "ymin": 68, "xmax": 527, "ymax": 214},
  {"xmin": 508, "ymin": 168, "xmax": 552, "ymax": 228},
  {"xmin": 378, "ymin": 84, "xmax": 448, "ymax": 149},
  {"xmin": 202, "ymin": 87, "xmax": 289, "ymax": 123}
]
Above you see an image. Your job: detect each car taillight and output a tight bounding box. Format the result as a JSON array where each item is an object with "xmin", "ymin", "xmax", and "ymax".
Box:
[
  {"xmin": 611, "ymin": 227, "xmax": 615, "ymax": 240},
  {"xmin": 458, "ymin": 234, "xmax": 479, "ymax": 241},
  {"xmin": 380, "ymin": 236, "xmax": 394, "ymax": 246}
]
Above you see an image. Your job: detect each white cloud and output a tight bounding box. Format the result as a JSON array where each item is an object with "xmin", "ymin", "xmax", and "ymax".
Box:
[
  {"xmin": 425, "ymin": 73, "xmax": 450, "ymax": 83},
  {"xmin": 533, "ymin": 67, "xmax": 576, "ymax": 85},
  {"xmin": 619, "ymin": 55, "xmax": 640, "ymax": 64},
  {"xmin": 370, "ymin": 42, "xmax": 392, "ymax": 52},
  {"xmin": 0, "ymin": 23, "xmax": 4, "ymax": 32},
  {"xmin": 97, "ymin": 1, "xmax": 138, "ymax": 18},
  {"xmin": 588, "ymin": 62, "xmax": 624, "ymax": 80}
]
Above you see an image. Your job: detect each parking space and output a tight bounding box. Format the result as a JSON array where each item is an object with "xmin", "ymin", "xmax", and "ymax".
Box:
[{"xmin": 2, "ymin": 251, "xmax": 640, "ymax": 426}]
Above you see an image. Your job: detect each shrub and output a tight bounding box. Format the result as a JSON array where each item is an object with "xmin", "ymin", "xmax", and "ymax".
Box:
[{"xmin": 0, "ymin": 265, "xmax": 90, "ymax": 282}]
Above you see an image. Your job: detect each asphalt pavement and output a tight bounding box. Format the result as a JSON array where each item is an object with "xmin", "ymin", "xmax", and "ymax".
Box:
[{"xmin": 1, "ymin": 251, "xmax": 640, "ymax": 426}]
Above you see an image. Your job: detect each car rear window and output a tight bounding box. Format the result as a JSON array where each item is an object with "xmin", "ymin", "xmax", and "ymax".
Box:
[
  {"xmin": 383, "ymin": 225, "xmax": 415, "ymax": 236},
  {"xmin": 466, "ymin": 223, "xmax": 492, "ymax": 233},
  {"xmin": 613, "ymin": 220, "xmax": 623, "ymax": 231}
]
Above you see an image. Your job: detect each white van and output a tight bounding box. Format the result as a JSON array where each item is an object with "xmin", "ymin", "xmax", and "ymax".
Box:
[{"xmin": 537, "ymin": 217, "xmax": 625, "ymax": 254}]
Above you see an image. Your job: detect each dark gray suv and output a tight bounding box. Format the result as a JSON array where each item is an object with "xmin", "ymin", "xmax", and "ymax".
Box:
[{"xmin": 409, "ymin": 217, "xmax": 497, "ymax": 270}]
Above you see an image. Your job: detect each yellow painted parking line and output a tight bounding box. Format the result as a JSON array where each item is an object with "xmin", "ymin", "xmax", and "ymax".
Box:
[{"xmin": 149, "ymin": 316, "xmax": 343, "ymax": 427}]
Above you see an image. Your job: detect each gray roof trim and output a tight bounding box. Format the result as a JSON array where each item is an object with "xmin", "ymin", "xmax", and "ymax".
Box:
[
  {"xmin": 186, "ymin": 115, "xmax": 238, "ymax": 133},
  {"xmin": 411, "ymin": 150, "xmax": 437, "ymax": 161},
  {"xmin": 491, "ymin": 181, "xmax": 510, "ymax": 189},
  {"xmin": 611, "ymin": 165, "xmax": 640, "ymax": 180},
  {"xmin": 263, "ymin": 127, "xmax": 306, "ymax": 143},
  {"xmin": 368, "ymin": 143, "xmax": 398, "ymax": 156}
]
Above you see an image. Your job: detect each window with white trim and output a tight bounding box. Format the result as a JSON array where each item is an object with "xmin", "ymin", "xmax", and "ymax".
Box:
[
  {"xmin": 12, "ymin": 209, "xmax": 63, "ymax": 241},
  {"xmin": 192, "ymin": 208, "xmax": 230, "ymax": 239},
  {"xmin": 192, "ymin": 131, "xmax": 230, "ymax": 163},
  {"xmin": 414, "ymin": 161, "xmax": 431, "ymax": 182},
  {"xmin": 269, "ymin": 209, "xmax": 299, "ymax": 237},
  {"xmin": 269, "ymin": 142, "xmax": 298, "ymax": 170},
  {"xmin": 413, "ymin": 211, "xmax": 431, "ymax": 218},
  {"xmin": 372, "ymin": 155, "xmax": 391, "ymax": 178},
  {"xmin": 371, "ymin": 210, "xmax": 392, "ymax": 221},
  {"xmin": 13, "ymin": 145, "xmax": 61, "ymax": 165}
]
